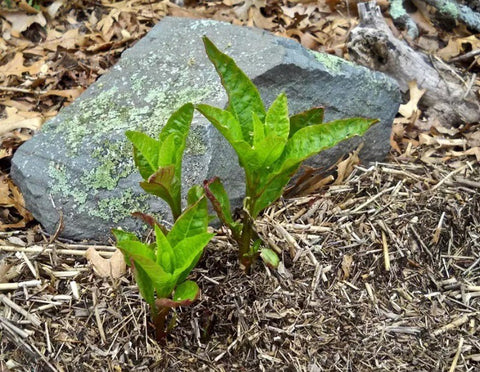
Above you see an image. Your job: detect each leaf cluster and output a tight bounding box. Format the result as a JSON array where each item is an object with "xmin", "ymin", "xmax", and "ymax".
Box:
[{"xmin": 113, "ymin": 36, "xmax": 378, "ymax": 337}]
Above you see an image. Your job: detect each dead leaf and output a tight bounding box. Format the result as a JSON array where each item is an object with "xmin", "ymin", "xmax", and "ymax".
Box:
[
  {"xmin": 0, "ymin": 53, "xmax": 47, "ymax": 77},
  {"xmin": 399, "ymin": 81, "xmax": 426, "ymax": 119},
  {"xmin": 333, "ymin": 146, "xmax": 361, "ymax": 185},
  {"xmin": 0, "ymin": 107, "xmax": 43, "ymax": 136},
  {"xmin": 86, "ymin": 247, "xmax": 126, "ymax": 278},
  {"xmin": 0, "ymin": 176, "xmax": 33, "ymax": 230},
  {"xmin": 42, "ymin": 87, "xmax": 84, "ymax": 101},
  {"xmin": 0, "ymin": 259, "xmax": 21, "ymax": 283},
  {"xmin": 1, "ymin": 11, "xmax": 47, "ymax": 37}
]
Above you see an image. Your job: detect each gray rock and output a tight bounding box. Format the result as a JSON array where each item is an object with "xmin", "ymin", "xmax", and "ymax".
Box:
[{"xmin": 11, "ymin": 17, "xmax": 400, "ymax": 242}]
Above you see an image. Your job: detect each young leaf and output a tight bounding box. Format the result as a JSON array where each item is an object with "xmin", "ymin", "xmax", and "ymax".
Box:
[
  {"xmin": 247, "ymin": 135, "xmax": 286, "ymax": 171},
  {"xmin": 157, "ymin": 133, "xmax": 179, "ymax": 167},
  {"xmin": 172, "ymin": 232, "xmax": 214, "ymax": 283},
  {"xmin": 289, "ymin": 107, "xmax": 324, "ymax": 138},
  {"xmin": 173, "ymin": 280, "xmax": 200, "ymax": 302},
  {"xmin": 187, "ymin": 185, "xmax": 205, "ymax": 206},
  {"xmin": 252, "ymin": 113, "xmax": 265, "ymax": 148},
  {"xmin": 132, "ymin": 264, "xmax": 156, "ymax": 306},
  {"xmin": 252, "ymin": 165, "xmax": 297, "ymax": 217},
  {"xmin": 277, "ymin": 118, "xmax": 377, "ymax": 174},
  {"xmin": 112, "ymin": 229, "xmax": 141, "ymax": 245},
  {"xmin": 115, "ymin": 241, "xmax": 175, "ymax": 298},
  {"xmin": 265, "ymin": 93, "xmax": 289, "ymax": 141},
  {"xmin": 155, "ymin": 225, "xmax": 174, "ymax": 269},
  {"xmin": 159, "ymin": 103, "xmax": 194, "ymax": 143},
  {"xmin": 167, "ymin": 197, "xmax": 209, "ymax": 248},
  {"xmin": 196, "ymin": 104, "xmax": 244, "ymax": 144},
  {"xmin": 202, "ymin": 36, "xmax": 265, "ymax": 141},
  {"xmin": 126, "ymin": 131, "xmax": 160, "ymax": 178}
]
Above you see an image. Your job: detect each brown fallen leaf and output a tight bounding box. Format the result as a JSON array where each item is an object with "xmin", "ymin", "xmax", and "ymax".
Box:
[
  {"xmin": 0, "ymin": 107, "xmax": 43, "ymax": 136},
  {"xmin": 86, "ymin": 247, "xmax": 126, "ymax": 279},
  {"xmin": 399, "ymin": 81, "xmax": 426, "ymax": 119},
  {"xmin": 0, "ymin": 52, "xmax": 47, "ymax": 78},
  {"xmin": 0, "ymin": 259, "xmax": 21, "ymax": 283},
  {"xmin": 333, "ymin": 145, "xmax": 362, "ymax": 185},
  {"xmin": 0, "ymin": 176, "xmax": 33, "ymax": 230},
  {"xmin": 0, "ymin": 11, "xmax": 47, "ymax": 37}
]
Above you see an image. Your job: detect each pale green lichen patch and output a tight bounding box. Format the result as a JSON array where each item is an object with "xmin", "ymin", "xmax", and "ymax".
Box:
[
  {"xmin": 310, "ymin": 51, "xmax": 355, "ymax": 73},
  {"xmin": 92, "ymin": 189, "xmax": 150, "ymax": 223},
  {"xmin": 440, "ymin": 1, "xmax": 459, "ymax": 18},
  {"xmin": 42, "ymin": 64, "xmax": 216, "ymax": 222}
]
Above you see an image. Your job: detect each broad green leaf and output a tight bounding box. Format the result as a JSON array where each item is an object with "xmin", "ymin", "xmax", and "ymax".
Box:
[
  {"xmin": 126, "ymin": 131, "xmax": 160, "ymax": 174},
  {"xmin": 277, "ymin": 118, "xmax": 377, "ymax": 174},
  {"xmin": 265, "ymin": 93, "xmax": 289, "ymax": 141},
  {"xmin": 155, "ymin": 225, "xmax": 174, "ymax": 271},
  {"xmin": 173, "ymin": 232, "xmax": 214, "ymax": 283},
  {"xmin": 112, "ymin": 229, "xmax": 141, "ymax": 244},
  {"xmin": 142, "ymin": 164, "xmax": 180, "ymax": 217},
  {"xmin": 116, "ymin": 239, "xmax": 156, "ymax": 262},
  {"xmin": 248, "ymin": 135, "xmax": 286, "ymax": 170},
  {"xmin": 132, "ymin": 147, "xmax": 154, "ymax": 180},
  {"xmin": 167, "ymin": 197, "xmax": 209, "ymax": 248},
  {"xmin": 187, "ymin": 185, "xmax": 205, "ymax": 206},
  {"xmin": 140, "ymin": 184, "xmax": 178, "ymax": 220},
  {"xmin": 196, "ymin": 104, "xmax": 244, "ymax": 143},
  {"xmin": 252, "ymin": 113, "xmax": 265, "ymax": 148},
  {"xmin": 159, "ymin": 103, "xmax": 194, "ymax": 143},
  {"xmin": 132, "ymin": 263, "xmax": 155, "ymax": 306},
  {"xmin": 157, "ymin": 133, "xmax": 178, "ymax": 167},
  {"xmin": 202, "ymin": 37, "xmax": 265, "ymax": 141},
  {"xmin": 173, "ymin": 280, "xmax": 199, "ymax": 302},
  {"xmin": 116, "ymin": 243, "xmax": 174, "ymax": 298},
  {"xmin": 260, "ymin": 248, "xmax": 280, "ymax": 269},
  {"xmin": 289, "ymin": 107, "xmax": 324, "ymax": 138},
  {"xmin": 253, "ymin": 165, "xmax": 298, "ymax": 217},
  {"xmin": 203, "ymin": 177, "xmax": 242, "ymax": 238}
]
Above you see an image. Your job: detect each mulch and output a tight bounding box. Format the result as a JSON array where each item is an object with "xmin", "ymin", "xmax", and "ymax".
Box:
[{"xmin": 1, "ymin": 123, "xmax": 479, "ymax": 371}]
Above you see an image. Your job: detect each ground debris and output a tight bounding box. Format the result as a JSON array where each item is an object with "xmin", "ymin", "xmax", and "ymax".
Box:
[{"xmin": 0, "ymin": 138, "xmax": 479, "ymax": 370}]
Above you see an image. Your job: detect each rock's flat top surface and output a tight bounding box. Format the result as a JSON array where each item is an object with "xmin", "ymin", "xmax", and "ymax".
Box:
[{"xmin": 11, "ymin": 17, "xmax": 400, "ymax": 241}]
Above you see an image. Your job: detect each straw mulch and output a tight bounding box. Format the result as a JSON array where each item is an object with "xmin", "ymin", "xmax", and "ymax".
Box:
[{"xmin": 1, "ymin": 124, "xmax": 479, "ymax": 371}]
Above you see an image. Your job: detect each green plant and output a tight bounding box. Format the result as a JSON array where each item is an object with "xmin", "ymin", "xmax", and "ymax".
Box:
[
  {"xmin": 112, "ymin": 196, "xmax": 213, "ymax": 340},
  {"xmin": 113, "ymin": 103, "xmax": 214, "ymax": 340},
  {"xmin": 197, "ymin": 37, "xmax": 378, "ymax": 272}
]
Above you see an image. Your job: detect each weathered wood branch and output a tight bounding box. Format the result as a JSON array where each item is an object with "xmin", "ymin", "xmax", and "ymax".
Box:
[{"xmin": 347, "ymin": 1, "xmax": 480, "ymax": 127}]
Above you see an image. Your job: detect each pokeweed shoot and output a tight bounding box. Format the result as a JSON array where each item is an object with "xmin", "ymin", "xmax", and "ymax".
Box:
[{"xmin": 197, "ymin": 37, "xmax": 378, "ymax": 272}]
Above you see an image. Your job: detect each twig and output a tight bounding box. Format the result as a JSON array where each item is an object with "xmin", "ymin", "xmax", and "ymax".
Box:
[
  {"xmin": 0, "ymin": 295, "xmax": 42, "ymax": 327},
  {"xmin": 0, "ymin": 245, "xmax": 114, "ymax": 257},
  {"xmin": 0, "ymin": 280, "xmax": 42, "ymax": 291},
  {"xmin": 431, "ymin": 162, "xmax": 471, "ymax": 191},
  {"xmin": 449, "ymin": 337, "xmax": 464, "ymax": 372},
  {"xmin": 0, "ymin": 86, "xmax": 48, "ymax": 94},
  {"xmin": 0, "ymin": 317, "xmax": 33, "ymax": 338},
  {"xmin": 450, "ymin": 49, "xmax": 480, "ymax": 63},
  {"xmin": 381, "ymin": 231, "xmax": 390, "ymax": 271}
]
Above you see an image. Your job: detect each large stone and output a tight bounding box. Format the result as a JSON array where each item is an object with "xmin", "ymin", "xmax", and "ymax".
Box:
[{"xmin": 11, "ymin": 17, "xmax": 400, "ymax": 242}]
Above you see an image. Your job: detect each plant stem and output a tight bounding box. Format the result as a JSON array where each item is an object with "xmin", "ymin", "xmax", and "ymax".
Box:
[
  {"xmin": 238, "ymin": 212, "xmax": 254, "ymax": 273},
  {"xmin": 151, "ymin": 305, "xmax": 170, "ymax": 342}
]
